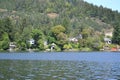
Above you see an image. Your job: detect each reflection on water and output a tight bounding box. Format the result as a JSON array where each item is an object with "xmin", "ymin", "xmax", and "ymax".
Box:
[{"xmin": 0, "ymin": 60, "xmax": 120, "ymax": 80}]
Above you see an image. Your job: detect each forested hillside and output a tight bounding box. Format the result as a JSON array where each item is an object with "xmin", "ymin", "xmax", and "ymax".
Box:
[{"xmin": 0, "ymin": 0, "xmax": 120, "ymax": 51}]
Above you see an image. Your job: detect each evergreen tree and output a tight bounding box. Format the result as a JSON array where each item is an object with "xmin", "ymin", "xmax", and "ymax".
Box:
[{"xmin": 112, "ymin": 22, "xmax": 120, "ymax": 44}]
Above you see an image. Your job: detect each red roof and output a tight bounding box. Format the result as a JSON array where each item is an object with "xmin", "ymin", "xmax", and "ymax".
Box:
[{"xmin": 111, "ymin": 48, "xmax": 117, "ymax": 51}]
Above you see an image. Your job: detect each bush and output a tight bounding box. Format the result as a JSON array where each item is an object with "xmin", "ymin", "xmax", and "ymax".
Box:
[{"xmin": 80, "ymin": 47, "xmax": 92, "ymax": 51}]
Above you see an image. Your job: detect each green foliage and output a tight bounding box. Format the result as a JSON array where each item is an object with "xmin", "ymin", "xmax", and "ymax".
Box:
[
  {"xmin": 51, "ymin": 25, "xmax": 68, "ymax": 50},
  {"xmin": 57, "ymin": 32, "xmax": 67, "ymax": 41},
  {"xmin": 47, "ymin": 36, "xmax": 56, "ymax": 44},
  {"xmin": 80, "ymin": 47, "xmax": 92, "ymax": 51},
  {"xmin": 2, "ymin": 17, "xmax": 15, "ymax": 41},
  {"xmin": 63, "ymin": 44, "xmax": 72, "ymax": 50},
  {"xmin": 20, "ymin": 42, "xmax": 27, "ymax": 51},
  {"xmin": 51, "ymin": 25, "xmax": 66, "ymax": 35},
  {"xmin": 0, "ymin": 32, "xmax": 10, "ymax": 50},
  {"xmin": 38, "ymin": 39, "xmax": 44, "ymax": 50},
  {"xmin": 109, "ymin": 44, "xmax": 117, "ymax": 48},
  {"xmin": 112, "ymin": 22, "xmax": 120, "ymax": 45},
  {"xmin": 31, "ymin": 29, "xmax": 43, "ymax": 40},
  {"xmin": 71, "ymin": 43, "xmax": 79, "ymax": 49},
  {"xmin": 54, "ymin": 45, "xmax": 61, "ymax": 51},
  {"xmin": 31, "ymin": 29, "xmax": 44, "ymax": 49}
]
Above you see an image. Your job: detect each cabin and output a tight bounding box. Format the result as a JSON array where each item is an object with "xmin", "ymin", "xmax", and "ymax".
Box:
[
  {"xmin": 104, "ymin": 37, "xmax": 112, "ymax": 44},
  {"xmin": 69, "ymin": 34, "xmax": 82, "ymax": 43},
  {"xmin": 69, "ymin": 38, "xmax": 78, "ymax": 42},
  {"xmin": 29, "ymin": 39, "xmax": 35, "ymax": 45},
  {"xmin": 51, "ymin": 43, "xmax": 56, "ymax": 51},
  {"xmin": 9, "ymin": 42, "xmax": 16, "ymax": 52}
]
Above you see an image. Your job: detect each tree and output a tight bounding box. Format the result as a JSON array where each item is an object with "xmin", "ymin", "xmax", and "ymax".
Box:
[
  {"xmin": 3, "ymin": 17, "xmax": 15, "ymax": 41},
  {"xmin": 20, "ymin": 18, "xmax": 28, "ymax": 34},
  {"xmin": 81, "ymin": 27, "xmax": 94, "ymax": 39},
  {"xmin": 51, "ymin": 25, "xmax": 66, "ymax": 36},
  {"xmin": 47, "ymin": 36, "xmax": 56, "ymax": 44},
  {"xmin": 0, "ymin": 19, "xmax": 4, "ymax": 41},
  {"xmin": 18, "ymin": 41, "xmax": 27, "ymax": 51},
  {"xmin": 56, "ymin": 32, "xmax": 68, "ymax": 49},
  {"xmin": 0, "ymin": 32, "xmax": 10, "ymax": 50},
  {"xmin": 38, "ymin": 39, "xmax": 44, "ymax": 50},
  {"xmin": 112, "ymin": 22, "xmax": 120, "ymax": 45},
  {"xmin": 31, "ymin": 29, "xmax": 44, "ymax": 49},
  {"xmin": 57, "ymin": 32, "xmax": 67, "ymax": 41},
  {"xmin": 63, "ymin": 44, "xmax": 72, "ymax": 50},
  {"xmin": 51, "ymin": 25, "xmax": 67, "ymax": 50}
]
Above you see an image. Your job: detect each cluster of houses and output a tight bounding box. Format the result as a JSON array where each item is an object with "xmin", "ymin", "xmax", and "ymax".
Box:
[
  {"xmin": 9, "ymin": 30, "xmax": 120, "ymax": 52},
  {"xmin": 103, "ymin": 30, "xmax": 120, "ymax": 51},
  {"xmin": 9, "ymin": 39, "xmax": 56, "ymax": 52},
  {"xmin": 69, "ymin": 32, "xmax": 112, "ymax": 44}
]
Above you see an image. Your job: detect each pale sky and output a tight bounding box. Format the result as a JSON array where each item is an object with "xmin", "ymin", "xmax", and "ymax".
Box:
[{"xmin": 84, "ymin": 0, "xmax": 120, "ymax": 12}]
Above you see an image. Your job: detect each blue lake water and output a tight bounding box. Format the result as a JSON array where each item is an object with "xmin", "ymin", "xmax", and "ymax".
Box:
[{"xmin": 0, "ymin": 52, "xmax": 120, "ymax": 80}]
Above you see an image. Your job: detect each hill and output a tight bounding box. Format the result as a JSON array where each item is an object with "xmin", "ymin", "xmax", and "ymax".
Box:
[{"xmin": 0, "ymin": 0, "xmax": 120, "ymax": 51}]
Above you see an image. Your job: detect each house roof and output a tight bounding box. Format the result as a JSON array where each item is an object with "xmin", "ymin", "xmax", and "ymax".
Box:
[{"xmin": 104, "ymin": 37, "xmax": 111, "ymax": 41}]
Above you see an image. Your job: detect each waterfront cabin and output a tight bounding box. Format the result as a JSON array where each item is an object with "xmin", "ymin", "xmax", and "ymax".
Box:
[{"xmin": 9, "ymin": 42, "xmax": 16, "ymax": 52}]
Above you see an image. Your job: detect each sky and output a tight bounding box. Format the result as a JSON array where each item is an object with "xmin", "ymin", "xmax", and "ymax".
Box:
[{"xmin": 84, "ymin": 0, "xmax": 120, "ymax": 12}]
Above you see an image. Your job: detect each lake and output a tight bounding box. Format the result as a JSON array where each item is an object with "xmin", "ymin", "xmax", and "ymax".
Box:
[{"xmin": 0, "ymin": 52, "xmax": 120, "ymax": 80}]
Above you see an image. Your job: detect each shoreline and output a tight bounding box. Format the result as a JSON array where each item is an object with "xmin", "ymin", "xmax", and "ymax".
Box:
[{"xmin": 0, "ymin": 49, "xmax": 119, "ymax": 53}]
